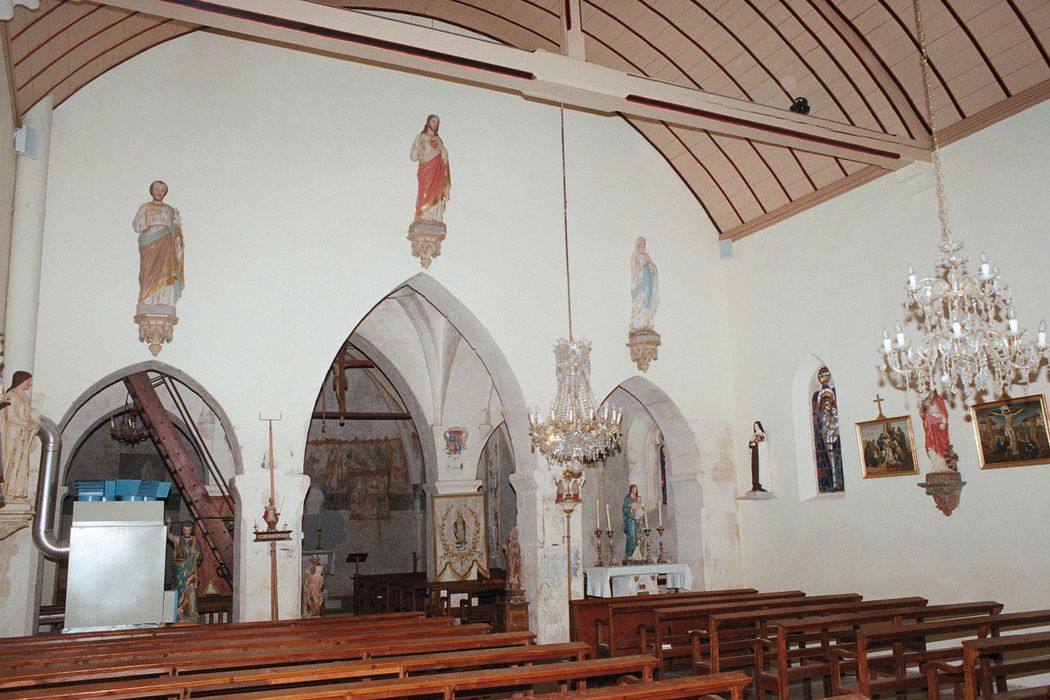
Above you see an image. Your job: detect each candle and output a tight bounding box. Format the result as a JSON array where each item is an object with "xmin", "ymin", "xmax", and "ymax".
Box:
[
  {"xmin": 1038, "ymin": 320, "xmax": 1047, "ymax": 348},
  {"xmin": 882, "ymin": 330, "xmax": 892, "ymax": 353},
  {"xmin": 980, "ymin": 252, "xmax": 991, "ymax": 278},
  {"xmin": 907, "ymin": 266, "xmax": 917, "ymax": 289},
  {"xmin": 895, "ymin": 321, "xmax": 905, "ymax": 346},
  {"xmin": 606, "ymin": 504, "xmax": 611, "ymax": 531},
  {"xmin": 658, "ymin": 502, "xmax": 663, "ymax": 526},
  {"xmin": 644, "ymin": 508, "xmax": 649, "ymax": 529},
  {"xmin": 596, "ymin": 499, "xmax": 600, "ymax": 530}
]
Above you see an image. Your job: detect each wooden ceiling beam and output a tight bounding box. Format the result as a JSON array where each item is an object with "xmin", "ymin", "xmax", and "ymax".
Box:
[{"xmin": 84, "ymin": 0, "xmax": 929, "ymax": 168}]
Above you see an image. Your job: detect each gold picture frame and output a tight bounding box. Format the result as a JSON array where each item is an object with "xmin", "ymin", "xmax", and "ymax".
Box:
[
  {"xmin": 431, "ymin": 492, "xmax": 489, "ymax": 581},
  {"xmin": 855, "ymin": 414, "xmax": 919, "ymax": 478},
  {"xmin": 970, "ymin": 394, "xmax": 1050, "ymax": 469}
]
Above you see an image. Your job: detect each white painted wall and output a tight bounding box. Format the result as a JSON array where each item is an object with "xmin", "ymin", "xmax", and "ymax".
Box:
[
  {"xmin": 20, "ymin": 30, "xmax": 738, "ymax": 635},
  {"xmin": 726, "ymin": 101, "xmax": 1050, "ymax": 611}
]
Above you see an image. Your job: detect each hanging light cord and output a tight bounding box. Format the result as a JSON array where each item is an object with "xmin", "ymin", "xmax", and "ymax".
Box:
[
  {"xmin": 560, "ymin": 104, "xmax": 574, "ymax": 341},
  {"xmin": 913, "ymin": 0, "xmax": 953, "ymax": 247}
]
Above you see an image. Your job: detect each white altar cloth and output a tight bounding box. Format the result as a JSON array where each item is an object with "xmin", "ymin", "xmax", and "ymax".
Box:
[{"xmin": 584, "ymin": 563, "xmax": 694, "ymax": 598}]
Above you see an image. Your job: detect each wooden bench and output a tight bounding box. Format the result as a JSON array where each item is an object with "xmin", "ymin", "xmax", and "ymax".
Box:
[
  {"xmin": 191, "ymin": 654, "xmax": 660, "ymax": 699},
  {"xmin": 830, "ymin": 609, "xmax": 1050, "ymax": 698},
  {"xmin": 0, "ymin": 618, "xmax": 483, "ymax": 670},
  {"xmin": 691, "ymin": 595, "xmax": 927, "ymax": 678},
  {"xmin": 0, "ymin": 611, "xmax": 428, "ymax": 653},
  {"xmin": 926, "ymin": 631, "xmax": 1050, "ymax": 700},
  {"xmin": 637, "ymin": 592, "xmax": 860, "ymax": 674},
  {"xmin": 533, "ymin": 670, "xmax": 751, "ymax": 699},
  {"xmin": 0, "ymin": 640, "xmax": 588, "ymax": 699},
  {"xmin": 570, "ymin": 587, "xmax": 760, "ymax": 657},
  {"xmin": 598, "ymin": 590, "xmax": 809, "ymax": 659},
  {"xmin": 0, "ymin": 629, "xmax": 536, "ymax": 691},
  {"xmin": 753, "ymin": 600, "xmax": 1001, "ymax": 700}
]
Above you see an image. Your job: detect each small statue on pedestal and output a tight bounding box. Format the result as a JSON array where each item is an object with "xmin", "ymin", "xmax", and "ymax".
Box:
[
  {"xmin": 167, "ymin": 520, "xmax": 203, "ymax": 624},
  {"xmin": 502, "ymin": 526, "xmax": 524, "ymax": 603},
  {"xmin": 302, "ymin": 554, "xmax": 326, "ymax": 617}
]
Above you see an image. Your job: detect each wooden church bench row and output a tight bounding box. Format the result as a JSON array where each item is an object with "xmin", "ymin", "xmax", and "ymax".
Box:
[
  {"xmin": 679, "ymin": 595, "xmax": 930, "ymax": 682},
  {"xmin": 0, "ymin": 619, "xmax": 490, "ymax": 671},
  {"xmin": 829, "ymin": 609, "xmax": 1050, "ymax": 698},
  {"xmin": 926, "ymin": 631, "xmax": 1050, "ymax": 700},
  {"xmin": 629, "ymin": 591, "xmax": 864, "ymax": 671},
  {"xmin": 532, "ymin": 671, "xmax": 751, "ymax": 700},
  {"xmin": 638, "ymin": 591, "xmax": 869, "ymax": 671},
  {"xmin": 591, "ymin": 589, "xmax": 805, "ymax": 658},
  {"xmin": 190, "ymin": 654, "xmax": 660, "ymax": 699},
  {"xmin": 569, "ymin": 587, "xmax": 759, "ymax": 656},
  {"xmin": 0, "ymin": 625, "xmax": 526, "ymax": 685},
  {"xmin": 0, "ymin": 640, "xmax": 590, "ymax": 699},
  {"xmin": 752, "ymin": 600, "xmax": 1003, "ymax": 700},
  {"xmin": 0, "ymin": 611, "xmax": 440, "ymax": 660},
  {"xmin": 0, "ymin": 610, "xmax": 426, "ymax": 652}
]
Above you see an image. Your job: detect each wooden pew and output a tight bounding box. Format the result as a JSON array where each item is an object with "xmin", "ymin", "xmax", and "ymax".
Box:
[
  {"xmin": 0, "ymin": 610, "xmax": 427, "ymax": 652},
  {"xmin": 570, "ymin": 587, "xmax": 759, "ymax": 656},
  {"xmin": 0, "ymin": 630, "xmax": 536, "ymax": 691},
  {"xmin": 635, "ymin": 592, "xmax": 860, "ymax": 673},
  {"xmin": 596, "ymin": 590, "xmax": 807, "ymax": 659},
  {"xmin": 0, "ymin": 621, "xmax": 496, "ymax": 674},
  {"xmin": 532, "ymin": 670, "xmax": 751, "ymax": 699},
  {"xmin": 191, "ymin": 654, "xmax": 661, "ymax": 699},
  {"xmin": 689, "ymin": 595, "xmax": 927, "ymax": 678},
  {"xmin": 0, "ymin": 616, "xmax": 467, "ymax": 668},
  {"xmin": 926, "ymin": 631, "xmax": 1050, "ymax": 700},
  {"xmin": 0, "ymin": 641, "xmax": 589, "ymax": 699},
  {"xmin": 753, "ymin": 600, "xmax": 1001, "ymax": 700},
  {"xmin": 830, "ymin": 609, "xmax": 1050, "ymax": 698}
]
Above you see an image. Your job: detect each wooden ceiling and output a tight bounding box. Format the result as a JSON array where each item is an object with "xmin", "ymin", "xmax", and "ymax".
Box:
[{"xmin": 4, "ymin": 1, "xmax": 1048, "ymax": 239}]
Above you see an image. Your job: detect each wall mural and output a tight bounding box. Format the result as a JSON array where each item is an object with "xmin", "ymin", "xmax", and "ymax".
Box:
[{"xmin": 304, "ymin": 437, "xmax": 411, "ymax": 517}]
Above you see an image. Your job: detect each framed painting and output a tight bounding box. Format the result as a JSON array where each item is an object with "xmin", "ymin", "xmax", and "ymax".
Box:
[
  {"xmin": 970, "ymin": 394, "xmax": 1050, "ymax": 469},
  {"xmin": 855, "ymin": 415, "xmax": 919, "ymax": 478},
  {"xmin": 431, "ymin": 492, "xmax": 489, "ymax": 581}
]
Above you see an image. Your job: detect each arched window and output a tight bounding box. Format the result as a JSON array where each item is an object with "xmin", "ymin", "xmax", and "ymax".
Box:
[{"xmin": 811, "ymin": 366, "xmax": 845, "ymax": 493}]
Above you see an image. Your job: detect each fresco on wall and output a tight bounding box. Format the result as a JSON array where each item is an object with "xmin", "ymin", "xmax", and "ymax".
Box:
[
  {"xmin": 304, "ymin": 437, "xmax": 410, "ymax": 518},
  {"xmin": 132, "ymin": 180, "xmax": 185, "ymax": 356},
  {"xmin": 811, "ymin": 366, "xmax": 845, "ymax": 493},
  {"xmin": 407, "ymin": 114, "xmax": 451, "ymax": 268}
]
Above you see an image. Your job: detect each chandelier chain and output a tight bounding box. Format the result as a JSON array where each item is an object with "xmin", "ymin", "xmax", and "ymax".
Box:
[
  {"xmin": 913, "ymin": 0, "xmax": 953, "ymax": 247},
  {"xmin": 560, "ymin": 104, "xmax": 574, "ymax": 341}
]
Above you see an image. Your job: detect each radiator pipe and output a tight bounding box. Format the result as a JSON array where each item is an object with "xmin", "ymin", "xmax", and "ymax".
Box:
[{"xmin": 32, "ymin": 416, "xmax": 68, "ymax": 560}]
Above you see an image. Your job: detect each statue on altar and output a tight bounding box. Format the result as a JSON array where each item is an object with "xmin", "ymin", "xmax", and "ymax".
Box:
[{"xmin": 622, "ymin": 484, "xmax": 646, "ymax": 563}]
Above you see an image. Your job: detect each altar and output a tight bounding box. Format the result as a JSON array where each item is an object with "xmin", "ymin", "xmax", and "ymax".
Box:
[{"xmin": 584, "ymin": 563, "xmax": 694, "ymax": 598}]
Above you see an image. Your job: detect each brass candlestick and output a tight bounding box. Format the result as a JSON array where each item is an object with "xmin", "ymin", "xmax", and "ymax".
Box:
[
  {"xmin": 656, "ymin": 525, "xmax": 667, "ymax": 564},
  {"xmin": 593, "ymin": 528, "xmax": 605, "ymax": 566},
  {"xmin": 643, "ymin": 528, "xmax": 654, "ymax": 564},
  {"xmin": 605, "ymin": 530, "xmax": 613, "ymax": 566}
]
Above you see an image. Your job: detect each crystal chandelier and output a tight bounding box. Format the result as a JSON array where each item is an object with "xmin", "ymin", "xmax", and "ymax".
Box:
[
  {"xmin": 878, "ymin": 0, "xmax": 1047, "ymax": 407},
  {"xmin": 529, "ymin": 106, "xmax": 622, "ymax": 479}
]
